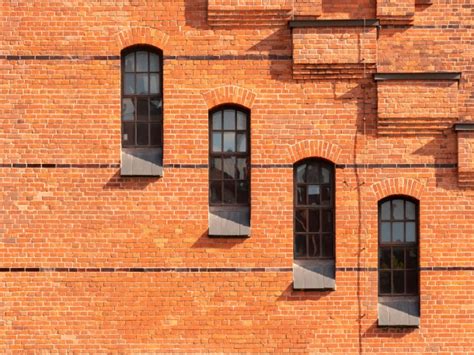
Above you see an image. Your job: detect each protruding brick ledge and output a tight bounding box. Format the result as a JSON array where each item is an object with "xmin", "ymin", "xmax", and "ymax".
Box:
[{"xmin": 454, "ymin": 122, "xmax": 474, "ymax": 188}]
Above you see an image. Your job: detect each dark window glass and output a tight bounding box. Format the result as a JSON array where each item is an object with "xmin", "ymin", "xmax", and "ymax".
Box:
[
  {"xmin": 294, "ymin": 159, "xmax": 335, "ymax": 259},
  {"xmin": 121, "ymin": 47, "xmax": 162, "ymax": 148},
  {"xmin": 209, "ymin": 107, "xmax": 250, "ymax": 206},
  {"xmin": 379, "ymin": 197, "xmax": 419, "ymax": 296}
]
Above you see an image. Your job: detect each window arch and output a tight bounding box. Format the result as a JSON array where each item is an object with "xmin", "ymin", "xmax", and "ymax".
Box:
[
  {"xmin": 121, "ymin": 45, "xmax": 163, "ymax": 148},
  {"xmin": 294, "ymin": 158, "xmax": 335, "ymax": 259},
  {"xmin": 378, "ymin": 196, "xmax": 419, "ymax": 296}
]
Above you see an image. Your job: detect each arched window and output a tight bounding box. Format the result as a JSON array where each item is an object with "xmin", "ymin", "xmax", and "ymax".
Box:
[
  {"xmin": 379, "ymin": 197, "xmax": 419, "ymax": 295},
  {"xmin": 120, "ymin": 46, "xmax": 163, "ymax": 176}
]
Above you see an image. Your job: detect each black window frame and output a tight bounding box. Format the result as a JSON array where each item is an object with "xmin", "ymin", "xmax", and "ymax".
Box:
[
  {"xmin": 121, "ymin": 45, "xmax": 163, "ymax": 149},
  {"xmin": 293, "ymin": 158, "xmax": 335, "ymax": 260},
  {"xmin": 209, "ymin": 105, "xmax": 251, "ymax": 207},
  {"xmin": 378, "ymin": 196, "xmax": 420, "ymax": 297}
]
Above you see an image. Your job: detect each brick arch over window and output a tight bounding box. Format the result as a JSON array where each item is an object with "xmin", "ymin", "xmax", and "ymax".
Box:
[
  {"xmin": 113, "ymin": 26, "xmax": 169, "ymax": 53},
  {"xmin": 371, "ymin": 178, "xmax": 425, "ymax": 201},
  {"xmin": 201, "ymin": 86, "xmax": 257, "ymax": 110},
  {"xmin": 287, "ymin": 140, "xmax": 342, "ymax": 165}
]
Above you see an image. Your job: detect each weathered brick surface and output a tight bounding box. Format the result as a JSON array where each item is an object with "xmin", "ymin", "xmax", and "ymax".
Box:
[
  {"xmin": 1, "ymin": 0, "xmax": 474, "ymax": 352},
  {"xmin": 457, "ymin": 132, "xmax": 474, "ymax": 187},
  {"xmin": 377, "ymin": 0, "xmax": 415, "ymax": 24}
]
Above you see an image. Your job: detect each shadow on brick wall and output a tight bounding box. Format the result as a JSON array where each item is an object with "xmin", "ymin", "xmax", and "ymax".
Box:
[
  {"xmin": 184, "ymin": 0, "xmax": 210, "ymax": 30},
  {"xmin": 102, "ymin": 171, "xmax": 160, "ymax": 190},
  {"xmin": 277, "ymin": 283, "xmax": 332, "ymax": 302},
  {"xmin": 191, "ymin": 230, "xmax": 247, "ymax": 249}
]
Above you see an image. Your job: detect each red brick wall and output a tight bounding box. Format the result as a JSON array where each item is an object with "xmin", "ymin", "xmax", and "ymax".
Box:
[{"xmin": 1, "ymin": 0, "xmax": 474, "ymax": 352}]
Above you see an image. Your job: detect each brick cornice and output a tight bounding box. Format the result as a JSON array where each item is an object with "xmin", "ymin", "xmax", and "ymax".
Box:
[
  {"xmin": 114, "ymin": 26, "xmax": 169, "ymax": 52},
  {"xmin": 287, "ymin": 140, "xmax": 342, "ymax": 164},
  {"xmin": 371, "ymin": 177, "xmax": 425, "ymax": 201},
  {"xmin": 201, "ymin": 85, "xmax": 257, "ymax": 109}
]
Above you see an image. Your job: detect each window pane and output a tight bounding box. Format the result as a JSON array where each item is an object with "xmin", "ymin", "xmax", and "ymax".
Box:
[
  {"xmin": 212, "ymin": 111, "xmax": 222, "ymax": 130},
  {"xmin": 306, "ymin": 163, "xmax": 320, "ymax": 184},
  {"xmin": 122, "ymin": 123, "xmax": 135, "ymax": 146},
  {"xmin": 295, "ymin": 209, "xmax": 307, "ymax": 232},
  {"xmin": 379, "ymin": 249, "xmax": 391, "ymax": 269},
  {"xmin": 124, "ymin": 74, "xmax": 135, "ymax": 94},
  {"xmin": 321, "ymin": 185, "xmax": 331, "ymax": 205},
  {"xmin": 223, "ymin": 157, "xmax": 236, "ymax": 179},
  {"xmin": 212, "ymin": 133, "xmax": 222, "ymax": 152},
  {"xmin": 296, "ymin": 164, "xmax": 306, "ymax": 183},
  {"xmin": 321, "ymin": 165, "xmax": 331, "ymax": 184},
  {"xmin": 322, "ymin": 234, "xmax": 334, "ymax": 257},
  {"xmin": 406, "ymin": 271, "xmax": 418, "ymax": 294},
  {"xmin": 381, "ymin": 201, "xmax": 390, "ymax": 221},
  {"xmin": 236, "ymin": 158, "xmax": 247, "ymax": 180},
  {"xmin": 136, "ymin": 51, "xmax": 148, "ymax": 72},
  {"xmin": 223, "ymin": 180, "xmax": 235, "ymax": 203},
  {"xmin": 406, "ymin": 201, "xmax": 416, "ymax": 220},
  {"xmin": 150, "ymin": 53, "xmax": 160, "ymax": 71},
  {"xmin": 308, "ymin": 209, "xmax": 320, "ymax": 233},
  {"xmin": 381, "ymin": 222, "xmax": 391, "ymax": 243},
  {"xmin": 406, "ymin": 222, "xmax": 416, "ymax": 242},
  {"xmin": 137, "ymin": 98, "xmax": 148, "ymax": 121},
  {"xmin": 406, "ymin": 249, "xmax": 417, "ymax": 269},
  {"xmin": 150, "ymin": 99, "xmax": 162, "ymax": 121},
  {"xmin": 223, "ymin": 132, "xmax": 235, "ymax": 152},
  {"xmin": 393, "ymin": 199, "xmax": 404, "ymax": 220},
  {"xmin": 210, "ymin": 181, "xmax": 222, "ymax": 204},
  {"xmin": 150, "ymin": 124, "xmax": 161, "ymax": 146},
  {"xmin": 393, "ymin": 271, "xmax": 405, "ymax": 293},
  {"xmin": 125, "ymin": 53, "xmax": 135, "ymax": 72},
  {"xmin": 379, "ymin": 271, "xmax": 391, "ymax": 294},
  {"xmin": 321, "ymin": 209, "xmax": 332, "ymax": 232},
  {"xmin": 236, "ymin": 133, "xmax": 246, "ymax": 152},
  {"xmin": 307, "ymin": 185, "xmax": 320, "ymax": 205},
  {"xmin": 150, "ymin": 74, "xmax": 160, "ymax": 94},
  {"xmin": 295, "ymin": 235, "xmax": 307, "ymax": 258},
  {"xmin": 121, "ymin": 98, "xmax": 135, "ymax": 121},
  {"xmin": 136, "ymin": 74, "xmax": 148, "ymax": 94},
  {"xmin": 223, "ymin": 110, "xmax": 235, "ymax": 130},
  {"xmin": 297, "ymin": 186, "xmax": 306, "ymax": 205},
  {"xmin": 392, "ymin": 222, "xmax": 404, "ymax": 242},
  {"xmin": 210, "ymin": 158, "xmax": 222, "ymax": 180},
  {"xmin": 392, "ymin": 248, "xmax": 405, "ymax": 269},
  {"xmin": 308, "ymin": 235, "xmax": 320, "ymax": 257},
  {"xmin": 236, "ymin": 181, "xmax": 249, "ymax": 204},
  {"xmin": 237, "ymin": 111, "xmax": 246, "ymax": 130},
  {"xmin": 136, "ymin": 123, "xmax": 149, "ymax": 145}
]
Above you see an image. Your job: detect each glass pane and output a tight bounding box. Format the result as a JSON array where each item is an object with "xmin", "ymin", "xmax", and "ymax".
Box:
[
  {"xmin": 295, "ymin": 235, "xmax": 307, "ymax": 258},
  {"xmin": 406, "ymin": 201, "xmax": 416, "ymax": 220},
  {"xmin": 150, "ymin": 99, "xmax": 162, "ymax": 121},
  {"xmin": 393, "ymin": 271, "xmax": 405, "ymax": 293},
  {"xmin": 237, "ymin": 111, "xmax": 246, "ymax": 129},
  {"xmin": 322, "ymin": 234, "xmax": 334, "ymax": 257},
  {"xmin": 406, "ymin": 271, "xmax": 418, "ymax": 294},
  {"xmin": 321, "ymin": 164, "xmax": 331, "ymax": 184},
  {"xmin": 223, "ymin": 132, "xmax": 235, "ymax": 152},
  {"xmin": 236, "ymin": 181, "xmax": 249, "ymax": 204},
  {"xmin": 392, "ymin": 222, "xmax": 404, "ymax": 242},
  {"xmin": 306, "ymin": 163, "xmax": 320, "ymax": 184},
  {"xmin": 406, "ymin": 222, "xmax": 416, "ymax": 242},
  {"xmin": 150, "ymin": 53, "xmax": 160, "ymax": 71},
  {"xmin": 392, "ymin": 248, "xmax": 405, "ymax": 269},
  {"xmin": 236, "ymin": 134, "xmax": 246, "ymax": 152},
  {"xmin": 136, "ymin": 51, "xmax": 148, "ymax": 72},
  {"xmin": 136, "ymin": 123, "xmax": 149, "ymax": 145},
  {"xmin": 381, "ymin": 222, "xmax": 391, "ymax": 243},
  {"xmin": 121, "ymin": 98, "xmax": 135, "ymax": 121},
  {"xmin": 124, "ymin": 73, "xmax": 135, "ymax": 94},
  {"xmin": 308, "ymin": 235, "xmax": 320, "ymax": 257},
  {"xmin": 212, "ymin": 111, "xmax": 222, "ymax": 130},
  {"xmin": 393, "ymin": 199, "xmax": 404, "ymax": 220},
  {"xmin": 406, "ymin": 249, "xmax": 417, "ymax": 269},
  {"xmin": 212, "ymin": 133, "xmax": 222, "ymax": 152},
  {"xmin": 321, "ymin": 209, "xmax": 332, "ymax": 232},
  {"xmin": 137, "ymin": 98, "xmax": 148, "ymax": 121},
  {"xmin": 296, "ymin": 186, "xmax": 306, "ymax": 205},
  {"xmin": 223, "ymin": 157, "xmax": 236, "ymax": 179},
  {"xmin": 381, "ymin": 201, "xmax": 390, "ymax": 221},
  {"xmin": 150, "ymin": 74, "xmax": 160, "ymax": 94},
  {"xmin": 236, "ymin": 158, "xmax": 247, "ymax": 180},
  {"xmin": 379, "ymin": 271, "xmax": 391, "ymax": 294},
  {"xmin": 307, "ymin": 185, "xmax": 320, "ymax": 205},
  {"xmin": 210, "ymin": 181, "xmax": 222, "ymax": 204},
  {"xmin": 296, "ymin": 164, "xmax": 306, "ymax": 183},
  {"xmin": 223, "ymin": 110, "xmax": 235, "ymax": 130},
  {"xmin": 223, "ymin": 180, "xmax": 235, "ymax": 203},
  {"xmin": 150, "ymin": 123, "xmax": 161, "ymax": 146},
  {"xmin": 122, "ymin": 123, "xmax": 135, "ymax": 146},
  {"xmin": 379, "ymin": 249, "xmax": 391, "ymax": 269},
  {"xmin": 125, "ymin": 53, "xmax": 135, "ymax": 72},
  {"xmin": 136, "ymin": 74, "xmax": 148, "ymax": 94},
  {"xmin": 295, "ymin": 209, "xmax": 307, "ymax": 233},
  {"xmin": 308, "ymin": 209, "xmax": 320, "ymax": 233},
  {"xmin": 321, "ymin": 185, "xmax": 331, "ymax": 205},
  {"xmin": 210, "ymin": 158, "xmax": 222, "ymax": 180}
]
